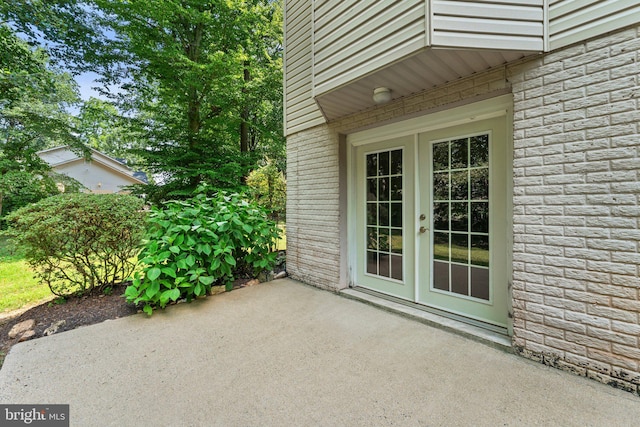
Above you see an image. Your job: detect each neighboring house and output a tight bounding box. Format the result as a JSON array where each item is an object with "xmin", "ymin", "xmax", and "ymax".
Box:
[
  {"xmin": 284, "ymin": 1, "xmax": 640, "ymax": 393},
  {"xmin": 38, "ymin": 146, "xmax": 147, "ymax": 194}
]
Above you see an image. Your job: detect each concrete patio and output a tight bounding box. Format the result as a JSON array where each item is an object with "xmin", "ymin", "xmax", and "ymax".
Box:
[{"xmin": 1, "ymin": 278, "xmax": 639, "ymax": 426}]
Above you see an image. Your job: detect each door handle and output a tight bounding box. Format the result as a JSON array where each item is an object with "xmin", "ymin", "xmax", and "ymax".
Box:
[{"xmin": 419, "ymin": 226, "xmax": 428, "ymax": 234}]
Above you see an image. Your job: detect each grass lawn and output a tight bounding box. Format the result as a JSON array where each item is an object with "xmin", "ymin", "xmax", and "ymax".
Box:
[
  {"xmin": 0, "ymin": 237, "xmax": 52, "ymax": 314},
  {"xmin": 275, "ymin": 223, "xmax": 287, "ymax": 251}
]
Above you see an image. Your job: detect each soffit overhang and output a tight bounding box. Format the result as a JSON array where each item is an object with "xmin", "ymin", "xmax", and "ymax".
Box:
[{"xmin": 314, "ymin": 47, "xmax": 539, "ymax": 121}]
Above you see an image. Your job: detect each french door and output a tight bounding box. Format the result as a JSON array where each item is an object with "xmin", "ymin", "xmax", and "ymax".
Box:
[
  {"xmin": 354, "ymin": 136, "xmax": 416, "ymax": 300},
  {"xmin": 354, "ymin": 115, "xmax": 509, "ymax": 328}
]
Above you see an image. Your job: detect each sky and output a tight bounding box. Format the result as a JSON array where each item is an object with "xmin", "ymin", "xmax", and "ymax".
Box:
[{"xmin": 74, "ymin": 71, "xmax": 105, "ymax": 101}]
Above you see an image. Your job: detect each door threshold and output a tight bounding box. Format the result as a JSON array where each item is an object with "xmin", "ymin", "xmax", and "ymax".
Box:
[{"xmin": 341, "ymin": 286, "xmax": 513, "ymax": 353}]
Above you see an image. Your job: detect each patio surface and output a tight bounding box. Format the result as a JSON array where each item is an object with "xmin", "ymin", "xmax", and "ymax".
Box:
[{"xmin": 1, "ymin": 278, "xmax": 639, "ymax": 426}]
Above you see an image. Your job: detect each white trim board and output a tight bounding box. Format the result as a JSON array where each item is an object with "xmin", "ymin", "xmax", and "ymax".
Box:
[{"xmin": 347, "ymin": 94, "xmax": 513, "ymax": 147}]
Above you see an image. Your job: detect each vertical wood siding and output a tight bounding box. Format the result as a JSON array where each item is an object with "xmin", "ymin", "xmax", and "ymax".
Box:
[
  {"xmin": 284, "ymin": 0, "xmax": 325, "ymax": 135},
  {"xmin": 431, "ymin": 0, "xmax": 544, "ymax": 51},
  {"xmin": 312, "ymin": 0, "xmax": 426, "ymax": 97},
  {"xmin": 549, "ymin": 0, "xmax": 640, "ymax": 50}
]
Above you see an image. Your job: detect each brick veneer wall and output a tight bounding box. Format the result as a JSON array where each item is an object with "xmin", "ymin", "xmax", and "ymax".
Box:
[
  {"xmin": 509, "ymin": 26, "xmax": 640, "ymax": 393},
  {"xmin": 285, "ymin": 25, "xmax": 639, "ymax": 393},
  {"xmin": 286, "ymin": 125, "xmax": 342, "ymax": 289}
]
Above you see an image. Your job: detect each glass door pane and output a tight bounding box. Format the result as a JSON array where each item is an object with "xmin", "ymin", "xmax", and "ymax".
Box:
[
  {"xmin": 365, "ymin": 149, "xmax": 404, "ymax": 282},
  {"xmin": 354, "ymin": 136, "xmax": 415, "ymax": 301},
  {"xmin": 431, "ymin": 135, "xmax": 490, "ymax": 301}
]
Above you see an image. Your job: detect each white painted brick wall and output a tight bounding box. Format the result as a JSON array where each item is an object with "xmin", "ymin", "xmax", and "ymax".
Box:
[
  {"xmin": 510, "ymin": 26, "xmax": 640, "ymax": 394},
  {"xmin": 286, "ymin": 125, "xmax": 342, "ymax": 289}
]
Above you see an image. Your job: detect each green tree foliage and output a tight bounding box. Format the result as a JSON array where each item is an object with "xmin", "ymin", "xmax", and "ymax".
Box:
[
  {"xmin": 6, "ymin": 193, "xmax": 146, "ymax": 297},
  {"xmin": 3, "ymin": 1, "xmax": 286, "ymax": 203},
  {"xmin": 77, "ymin": 98, "xmax": 134, "ymax": 161},
  {"xmin": 125, "ymin": 189, "xmax": 281, "ymax": 314},
  {"xmin": 246, "ymin": 160, "xmax": 286, "ymax": 222},
  {"xmin": 0, "ymin": 24, "xmax": 85, "ymax": 223},
  {"xmin": 0, "ymin": 1, "xmax": 107, "ymax": 73}
]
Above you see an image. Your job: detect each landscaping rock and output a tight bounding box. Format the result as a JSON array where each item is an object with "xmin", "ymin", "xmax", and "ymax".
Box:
[
  {"xmin": 17, "ymin": 330, "xmax": 36, "ymax": 342},
  {"xmin": 273, "ymin": 271, "xmax": 287, "ymax": 279},
  {"xmin": 257, "ymin": 271, "xmax": 273, "ymax": 282},
  {"xmin": 43, "ymin": 320, "xmax": 66, "ymax": 336},
  {"xmin": 8, "ymin": 319, "xmax": 35, "ymax": 339},
  {"xmin": 209, "ymin": 285, "xmax": 226, "ymax": 296},
  {"xmin": 245, "ymin": 279, "xmax": 260, "ymax": 287}
]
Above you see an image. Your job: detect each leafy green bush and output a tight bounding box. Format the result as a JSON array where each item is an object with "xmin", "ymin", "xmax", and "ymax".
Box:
[
  {"xmin": 6, "ymin": 193, "xmax": 145, "ymax": 297},
  {"xmin": 125, "ymin": 190, "xmax": 281, "ymax": 315}
]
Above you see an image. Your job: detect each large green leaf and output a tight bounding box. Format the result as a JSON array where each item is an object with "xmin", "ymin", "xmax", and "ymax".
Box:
[
  {"xmin": 146, "ymin": 280, "xmax": 160, "ymax": 298},
  {"xmin": 161, "ymin": 267, "xmax": 177, "ymax": 279},
  {"xmin": 186, "ymin": 254, "xmax": 196, "ymax": 267},
  {"xmin": 194, "ymin": 283, "xmax": 203, "ymax": 296},
  {"xmin": 146, "ymin": 267, "xmax": 161, "ymax": 281},
  {"xmin": 169, "ymin": 288, "xmax": 181, "ymax": 301},
  {"xmin": 199, "ymin": 275, "xmax": 214, "ymax": 285}
]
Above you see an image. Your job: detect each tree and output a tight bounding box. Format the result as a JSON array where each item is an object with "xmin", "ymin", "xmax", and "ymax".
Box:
[
  {"xmin": 0, "ymin": 24, "xmax": 85, "ymax": 224},
  {"xmin": 77, "ymin": 97, "xmax": 142, "ymax": 165},
  {"xmin": 106, "ymin": 0, "xmax": 285, "ymax": 202},
  {"xmin": 3, "ymin": 1, "xmax": 286, "ymax": 203},
  {"xmin": 0, "ymin": 1, "xmax": 111, "ymax": 74},
  {"xmin": 246, "ymin": 160, "xmax": 286, "ymax": 222}
]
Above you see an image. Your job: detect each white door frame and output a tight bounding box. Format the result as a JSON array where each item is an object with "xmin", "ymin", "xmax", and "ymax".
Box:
[{"xmin": 346, "ymin": 94, "xmax": 514, "ymax": 332}]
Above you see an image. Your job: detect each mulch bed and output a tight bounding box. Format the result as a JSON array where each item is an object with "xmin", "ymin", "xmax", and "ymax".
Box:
[
  {"xmin": 0, "ymin": 270, "xmax": 284, "ymax": 369},
  {"xmin": 0, "ymin": 285, "xmax": 139, "ymax": 367}
]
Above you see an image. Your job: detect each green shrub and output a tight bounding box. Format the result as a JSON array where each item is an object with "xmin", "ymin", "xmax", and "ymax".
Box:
[
  {"xmin": 6, "ymin": 193, "xmax": 145, "ymax": 297},
  {"xmin": 124, "ymin": 189, "xmax": 281, "ymax": 315},
  {"xmin": 0, "ymin": 170, "xmax": 84, "ymax": 230}
]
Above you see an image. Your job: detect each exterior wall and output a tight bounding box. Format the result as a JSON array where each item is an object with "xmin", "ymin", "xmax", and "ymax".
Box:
[
  {"xmin": 39, "ymin": 147, "xmax": 144, "ymax": 193},
  {"xmin": 286, "ymin": 67, "xmax": 512, "ymax": 290},
  {"xmin": 312, "ymin": 0, "xmax": 425, "ymax": 97},
  {"xmin": 549, "ymin": 0, "xmax": 640, "ymax": 50},
  {"xmin": 432, "ymin": 0, "xmax": 544, "ymax": 51},
  {"xmin": 286, "ymin": 1, "xmax": 639, "ymax": 136},
  {"xmin": 54, "ymin": 161, "xmax": 140, "ymax": 193},
  {"xmin": 287, "ymin": 25, "xmax": 640, "ymax": 393},
  {"xmin": 286, "ymin": 125, "xmax": 342, "ymax": 289},
  {"xmin": 509, "ymin": 25, "xmax": 640, "ymax": 393},
  {"xmin": 312, "ymin": 0, "xmax": 545, "ymax": 96},
  {"xmin": 284, "ymin": 0, "xmax": 324, "ymax": 135}
]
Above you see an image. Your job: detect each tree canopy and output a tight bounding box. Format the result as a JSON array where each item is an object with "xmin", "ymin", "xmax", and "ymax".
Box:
[
  {"xmin": 0, "ymin": 24, "xmax": 85, "ymax": 223},
  {"xmin": 3, "ymin": 1, "xmax": 285, "ymax": 203}
]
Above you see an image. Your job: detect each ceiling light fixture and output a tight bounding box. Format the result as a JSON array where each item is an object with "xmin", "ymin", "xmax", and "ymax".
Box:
[{"xmin": 373, "ymin": 87, "xmax": 392, "ymax": 104}]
